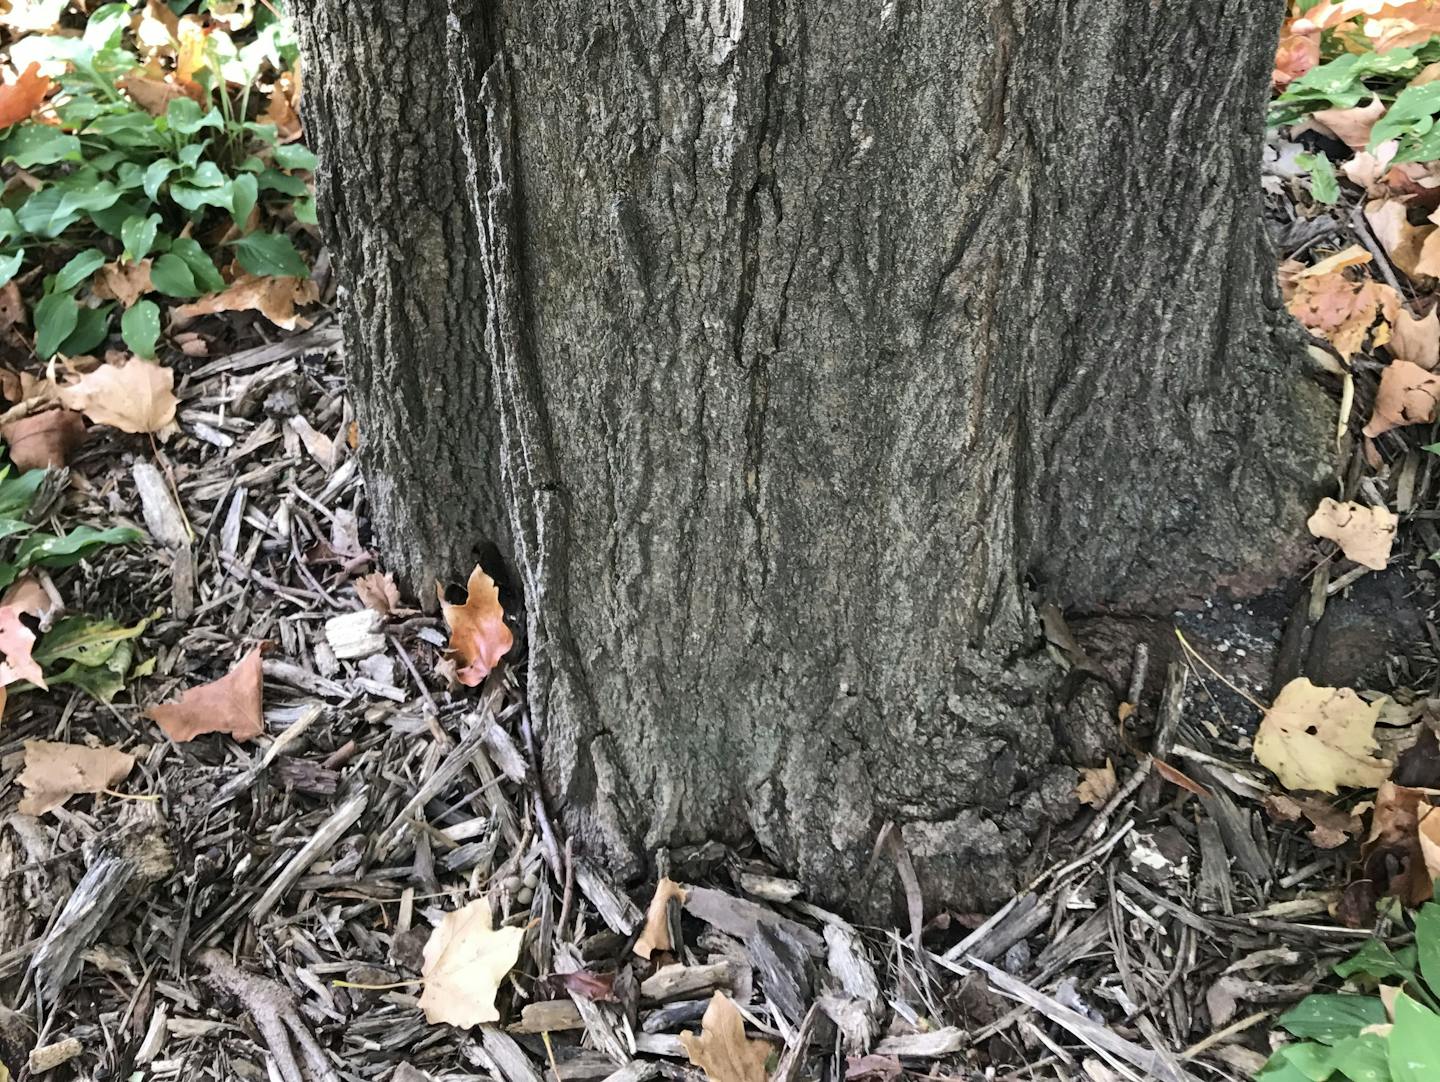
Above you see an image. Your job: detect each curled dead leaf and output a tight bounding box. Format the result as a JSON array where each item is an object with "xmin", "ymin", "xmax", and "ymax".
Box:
[
  {"xmin": 635, "ymin": 877, "xmax": 688, "ymax": 959},
  {"xmin": 1264, "ymin": 792, "xmax": 1363, "ymax": 848},
  {"xmin": 1390, "ymin": 304, "xmax": 1439, "ymax": 369},
  {"xmin": 1313, "ymin": 97, "xmax": 1387, "ymax": 151},
  {"xmin": 91, "ymin": 260, "xmax": 155, "ymax": 308},
  {"xmin": 1364, "ymin": 359, "xmax": 1440, "ymax": 436},
  {"xmin": 354, "ymin": 571, "xmax": 408, "ymax": 616},
  {"xmin": 145, "ymin": 647, "xmax": 264, "ymax": 743},
  {"xmin": 117, "ymin": 73, "xmax": 202, "ymax": 115},
  {"xmin": 1307, "ymin": 498, "xmax": 1397, "ymax": 571},
  {"xmin": 1, "ymin": 409, "xmax": 86, "ymax": 470},
  {"xmin": 1287, "ymin": 265, "xmax": 1398, "ymax": 360},
  {"xmin": 419, "ymin": 897, "xmax": 526, "ymax": 1027},
  {"xmin": 1074, "ymin": 759, "xmax": 1117, "ymax": 809},
  {"xmin": 680, "ymin": 992, "xmax": 771, "ymax": 1082},
  {"xmin": 17, "ymin": 740, "xmax": 135, "ymax": 816},
  {"xmin": 1254, "ymin": 677, "xmax": 1392, "ymax": 793},
  {"xmin": 172, "ymin": 274, "xmax": 318, "ymax": 331},
  {"xmin": 1274, "ymin": 33, "xmax": 1320, "ymax": 87},
  {"xmin": 1364, "ymin": 781, "xmax": 1434, "ymax": 905},
  {"xmin": 439, "ymin": 566, "xmax": 513, "ymax": 687},
  {"xmin": 1366, "ymin": 199, "xmax": 1434, "ymax": 280},
  {"xmin": 0, "ymin": 605, "xmax": 44, "ymax": 689}
]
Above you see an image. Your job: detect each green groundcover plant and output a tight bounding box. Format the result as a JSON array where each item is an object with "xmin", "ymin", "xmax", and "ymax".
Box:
[
  {"xmin": 0, "ymin": 1, "xmax": 311, "ymax": 360},
  {"xmin": 1257, "ymin": 904, "xmax": 1440, "ymax": 1080}
]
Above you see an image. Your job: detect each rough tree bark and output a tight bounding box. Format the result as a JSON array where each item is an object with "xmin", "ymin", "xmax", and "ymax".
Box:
[{"xmin": 296, "ymin": 0, "xmax": 1332, "ymax": 910}]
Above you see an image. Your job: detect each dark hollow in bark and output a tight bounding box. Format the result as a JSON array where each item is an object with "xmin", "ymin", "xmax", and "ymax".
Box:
[{"xmin": 295, "ymin": 0, "xmax": 1331, "ymax": 912}]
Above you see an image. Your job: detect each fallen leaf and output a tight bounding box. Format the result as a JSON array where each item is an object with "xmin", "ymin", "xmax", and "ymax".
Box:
[
  {"xmin": 1299, "ymin": 0, "xmax": 1440, "ymax": 51},
  {"xmin": 1254, "ymin": 677, "xmax": 1392, "ymax": 793},
  {"xmin": 0, "ymin": 283, "xmax": 22, "ymax": 329},
  {"xmin": 1287, "ymin": 269, "xmax": 1398, "ymax": 360},
  {"xmin": 1420, "ymin": 805, "xmax": 1440, "ymax": 885},
  {"xmin": 680, "ymin": 992, "xmax": 771, "ymax": 1082},
  {"xmin": 0, "ymin": 604, "xmax": 44, "ymax": 689},
  {"xmin": 117, "ymin": 74, "xmax": 202, "ymax": 115},
  {"xmin": 846, "ymin": 1056, "xmax": 904, "ymax": 1082},
  {"xmin": 2, "ymin": 573, "xmax": 62, "ymax": 631},
  {"xmin": 172, "ymin": 274, "xmax": 318, "ymax": 331},
  {"xmin": 58, "ymin": 358, "xmax": 177, "ymax": 434},
  {"xmin": 175, "ymin": 16, "xmax": 209, "ymax": 86},
  {"xmin": 419, "ymin": 897, "xmax": 526, "ymax": 1027},
  {"xmin": 1, "ymin": 409, "xmax": 85, "ymax": 470},
  {"xmin": 1314, "ymin": 97, "xmax": 1387, "ymax": 151},
  {"xmin": 17, "ymin": 740, "xmax": 134, "ymax": 815},
  {"xmin": 0, "ymin": 62, "xmax": 54, "ymax": 128},
  {"xmin": 1366, "ymin": 199, "xmax": 1434, "ymax": 279},
  {"xmin": 1343, "ymin": 143, "xmax": 1400, "ymax": 190},
  {"xmin": 1264, "ymin": 792, "xmax": 1364, "ymax": 848},
  {"xmin": 354, "ymin": 571, "xmax": 403, "ymax": 615},
  {"xmin": 439, "ymin": 566, "xmax": 513, "ymax": 687},
  {"xmin": 1390, "ymin": 304, "xmax": 1439, "ymax": 369},
  {"xmin": 145, "ymin": 647, "xmax": 264, "ymax": 742},
  {"xmin": 91, "ymin": 260, "xmax": 155, "ymax": 308},
  {"xmin": 1364, "ymin": 781, "xmax": 1433, "ymax": 904},
  {"xmin": 556, "ymin": 969, "xmax": 618, "ymax": 1002},
  {"xmin": 1074, "ymin": 759, "xmax": 1117, "ymax": 809},
  {"xmin": 1306, "ymin": 498, "xmax": 1397, "ymax": 570},
  {"xmin": 265, "ymin": 71, "xmax": 303, "ymax": 142},
  {"xmin": 1151, "ymin": 757, "xmax": 1211, "ymax": 799},
  {"xmin": 1298, "ymin": 244, "xmax": 1373, "ymax": 277},
  {"xmin": 635, "ymin": 877, "xmax": 688, "ymax": 959},
  {"xmin": 1274, "ymin": 32, "xmax": 1320, "ymax": 87},
  {"xmin": 1364, "ymin": 358, "xmax": 1440, "ymax": 435}
]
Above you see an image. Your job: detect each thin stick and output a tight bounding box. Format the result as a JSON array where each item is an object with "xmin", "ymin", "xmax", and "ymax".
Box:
[{"xmin": 1174, "ymin": 628, "xmax": 1266, "ymax": 712}]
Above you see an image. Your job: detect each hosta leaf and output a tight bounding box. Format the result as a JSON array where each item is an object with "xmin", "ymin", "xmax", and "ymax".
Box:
[
  {"xmin": 55, "ymin": 249, "xmax": 105, "ymax": 292},
  {"xmin": 58, "ymin": 303, "xmax": 114, "ymax": 357},
  {"xmin": 16, "ymin": 525, "xmax": 144, "ymax": 569},
  {"xmin": 232, "ymin": 230, "xmax": 307, "ymax": 278},
  {"xmin": 120, "ymin": 300, "xmax": 160, "ymax": 358},
  {"xmin": 33, "ymin": 291, "xmax": 79, "ymax": 359}
]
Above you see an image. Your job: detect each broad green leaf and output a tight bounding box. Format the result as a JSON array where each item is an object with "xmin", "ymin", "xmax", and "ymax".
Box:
[
  {"xmin": 1371, "ymin": 82, "xmax": 1440, "ymax": 153},
  {"xmin": 243, "ymin": 120, "xmax": 280, "ymax": 145},
  {"xmin": 293, "ymin": 197, "xmax": 317, "ymax": 226},
  {"xmin": 58, "ymin": 303, "xmax": 113, "ymax": 357},
  {"xmin": 55, "ymin": 249, "xmax": 105, "ymax": 292},
  {"xmin": 17, "ymin": 181, "xmax": 123, "ymax": 239},
  {"xmin": 148, "ymin": 253, "xmax": 200, "ymax": 298},
  {"xmin": 121, "ymin": 300, "xmax": 161, "ymax": 359},
  {"xmin": 43, "ymin": 642, "xmax": 134, "ymax": 702},
  {"xmin": 0, "ymin": 519, "xmax": 33, "ymax": 543},
  {"xmin": 1337, "ymin": 942, "xmax": 1421, "ymax": 986},
  {"xmin": 167, "ymin": 237, "xmax": 224, "ymax": 292},
  {"xmin": 165, "ymin": 99, "xmax": 223, "ymax": 135},
  {"xmin": 1320, "ymin": 1033, "xmax": 1391, "ymax": 1082},
  {"xmin": 0, "ymin": 469, "xmax": 46, "ymax": 517},
  {"xmin": 0, "ymin": 209, "xmax": 18, "ymax": 246},
  {"xmin": 257, "ymin": 169, "xmax": 307, "ymax": 197},
  {"xmin": 89, "ymin": 197, "xmax": 150, "ymax": 239},
  {"xmin": 0, "ymin": 124, "xmax": 82, "ymax": 169},
  {"xmin": 187, "ymin": 161, "xmax": 226, "ymax": 189},
  {"xmin": 1390, "ymin": 993, "xmax": 1440, "ymax": 1081},
  {"xmin": 1280, "ymin": 994, "xmax": 1389, "ymax": 1044},
  {"xmin": 169, "ymin": 181, "xmax": 238, "ymax": 214},
  {"xmin": 1297, "ymin": 152, "xmax": 1340, "ymax": 206},
  {"xmin": 178, "ymin": 142, "xmax": 207, "ymax": 169},
  {"xmin": 31, "ymin": 614, "xmax": 149, "ymax": 668},
  {"xmin": 232, "ymin": 231, "xmax": 307, "ymax": 278},
  {"xmin": 121, "ymin": 214, "xmax": 161, "ymax": 263},
  {"xmin": 0, "ymin": 250, "xmax": 23, "ymax": 289},
  {"xmin": 33, "ymin": 291, "xmax": 79, "ymax": 359},
  {"xmin": 143, "ymin": 159, "xmax": 179, "ymax": 202},
  {"xmin": 1257, "ymin": 1049, "xmax": 1325, "ymax": 1082},
  {"xmin": 84, "ymin": 2, "xmax": 132, "ymax": 50},
  {"xmin": 273, "ymin": 144, "xmax": 317, "ymax": 171},
  {"xmin": 230, "ymin": 172, "xmax": 258, "ymax": 226},
  {"xmin": 16, "ymin": 525, "xmax": 145, "ymax": 570}
]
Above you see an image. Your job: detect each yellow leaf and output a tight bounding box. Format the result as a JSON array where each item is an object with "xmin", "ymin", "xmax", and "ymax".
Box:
[
  {"xmin": 1306, "ymin": 498, "xmax": 1397, "ymax": 570},
  {"xmin": 679, "ymin": 993, "xmax": 771, "ymax": 1082},
  {"xmin": 1254, "ymin": 678, "xmax": 1392, "ymax": 793},
  {"xmin": 419, "ymin": 898, "xmax": 525, "ymax": 1028},
  {"xmin": 57, "ymin": 358, "xmax": 177, "ymax": 435},
  {"xmin": 1074, "ymin": 759, "xmax": 1117, "ymax": 809}
]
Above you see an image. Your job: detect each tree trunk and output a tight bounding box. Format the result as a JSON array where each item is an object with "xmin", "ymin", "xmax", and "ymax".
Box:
[{"xmin": 295, "ymin": 0, "xmax": 1332, "ymax": 910}]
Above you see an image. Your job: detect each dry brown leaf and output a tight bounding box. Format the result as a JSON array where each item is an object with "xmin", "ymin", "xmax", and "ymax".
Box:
[
  {"xmin": 1299, "ymin": 0, "xmax": 1440, "ymax": 51},
  {"xmin": 145, "ymin": 647, "xmax": 264, "ymax": 743},
  {"xmin": 439, "ymin": 566, "xmax": 513, "ymax": 687},
  {"xmin": 1364, "ymin": 358, "xmax": 1440, "ymax": 436},
  {"xmin": 1274, "ymin": 32, "xmax": 1320, "ymax": 87},
  {"xmin": 3, "ymin": 573, "xmax": 62, "ymax": 632},
  {"xmin": 1307, "ymin": 498, "xmax": 1397, "ymax": 570},
  {"xmin": 1, "ymin": 408, "xmax": 85, "ymax": 470},
  {"xmin": 1391, "ymin": 305, "xmax": 1440, "ymax": 369},
  {"xmin": 1366, "ymin": 199, "xmax": 1434, "ymax": 278},
  {"xmin": 1299, "ymin": 244, "xmax": 1373, "ymax": 277},
  {"xmin": 1344, "ymin": 145, "xmax": 1399, "ymax": 190},
  {"xmin": 635, "ymin": 877, "xmax": 688, "ymax": 959},
  {"xmin": 1287, "ymin": 267, "xmax": 1399, "ymax": 359},
  {"xmin": 1254, "ymin": 677, "xmax": 1392, "ymax": 793},
  {"xmin": 91, "ymin": 260, "xmax": 155, "ymax": 308},
  {"xmin": 1314, "ymin": 97, "xmax": 1387, "ymax": 150},
  {"xmin": 117, "ymin": 74, "xmax": 202, "ymax": 115},
  {"xmin": 17, "ymin": 740, "xmax": 135, "ymax": 816},
  {"xmin": 1074, "ymin": 759, "xmax": 1117, "ymax": 809},
  {"xmin": 419, "ymin": 897, "xmax": 526, "ymax": 1027},
  {"xmin": 1415, "ymin": 224, "xmax": 1440, "ymax": 277},
  {"xmin": 0, "ymin": 604, "xmax": 44, "ymax": 689},
  {"xmin": 1365, "ymin": 781, "xmax": 1434, "ymax": 904},
  {"xmin": 1265, "ymin": 792, "xmax": 1364, "ymax": 848},
  {"xmin": 58, "ymin": 358, "xmax": 177, "ymax": 434},
  {"xmin": 172, "ymin": 274, "xmax": 318, "ymax": 331},
  {"xmin": 1419, "ymin": 805, "xmax": 1440, "ymax": 884},
  {"xmin": 0, "ymin": 283, "xmax": 23, "ymax": 330},
  {"xmin": 354, "ymin": 571, "xmax": 404, "ymax": 616},
  {"xmin": 680, "ymin": 992, "xmax": 771, "ymax": 1082},
  {"xmin": 265, "ymin": 70, "xmax": 303, "ymax": 142},
  {"xmin": 0, "ymin": 62, "xmax": 54, "ymax": 128}
]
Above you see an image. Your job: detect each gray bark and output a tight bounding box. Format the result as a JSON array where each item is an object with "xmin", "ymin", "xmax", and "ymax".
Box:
[
  {"xmin": 295, "ymin": 0, "xmax": 1331, "ymax": 910},
  {"xmin": 295, "ymin": 6, "xmax": 507, "ymax": 592}
]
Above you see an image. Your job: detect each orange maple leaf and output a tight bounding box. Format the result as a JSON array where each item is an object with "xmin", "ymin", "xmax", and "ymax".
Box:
[
  {"xmin": 0, "ymin": 63, "xmax": 55, "ymax": 128},
  {"xmin": 439, "ymin": 566, "xmax": 513, "ymax": 687}
]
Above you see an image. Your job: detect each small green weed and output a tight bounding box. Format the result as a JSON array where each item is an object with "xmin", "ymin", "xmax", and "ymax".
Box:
[{"xmin": 1256, "ymin": 903, "xmax": 1440, "ymax": 1080}]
